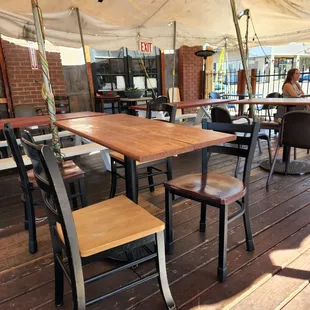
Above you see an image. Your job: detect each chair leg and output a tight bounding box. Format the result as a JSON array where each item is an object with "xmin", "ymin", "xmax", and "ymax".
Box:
[
  {"xmin": 147, "ymin": 167, "xmax": 155, "ymax": 192},
  {"xmin": 294, "ymin": 147, "xmax": 297, "ymax": 160},
  {"xmin": 109, "ymin": 159, "xmax": 117, "ymax": 198},
  {"xmin": 242, "ymin": 197, "xmax": 254, "ymax": 251},
  {"xmin": 155, "ymin": 231, "xmax": 176, "ymax": 310},
  {"xmin": 69, "ymin": 182, "xmax": 78, "ymax": 210},
  {"xmin": 218, "ymin": 205, "xmax": 228, "ymax": 282},
  {"xmin": 234, "ymin": 156, "xmax": 240, "ymax": 178},
  {"xmin": 200, "ymin": 202, "xmax": 207, "ymax": 232},
  {"xmin": 54, "ymin": 252, "xmax": 64, "ymax": 307},
  {"xmin": 23, "ymin": 200, "xmax": 29, "ymax": 230},
  {"xmin": 257, "ymin": 137, "xmax": 262, "ymax": 154},
  {"xmin": 266, "ymin": 144, "xmax": 280, "ymax": 191},
  {"xmin": 165, "ymin": 187, "xmax": 173, "ymax": 254},
  {"xmin": 24, "ymin": 190, "xmax": 38, "ymax": 254},
  {"xmin": 307, "ymin": 149, "xmax": 309, "ymax": 154},
  {"xmin": 260, "ymin": 136, "xmax": 272, "ymax": 166},
  {"xmin": 78, "ymin": 178, "xmax": 87, "ymax": 207}
]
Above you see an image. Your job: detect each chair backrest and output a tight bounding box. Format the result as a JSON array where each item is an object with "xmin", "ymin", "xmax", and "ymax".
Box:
[
  {"xmin": 20, "ymin": 132, "xmax": 85, "ymax": 305},
  {"xmin": 279, "ymin": 111, "xmax": 310, "ymax": 149},
  {"xmin": 146, "ymin": 96, "xmax": 177, "ymax": 123},
  {"xmin": 266, "ymin": 92, "xmax": 282, "ymax": 98},
  {"xmin": 202, "ymin": 119, "xmax": 260, "ymax": 186},
  {"xmin": 211, "ymin": 106, "xmax": 233, "ymax": 124},
  {"xmin": 3, "ymin": 124, "xmax": 31, "ymax": 188},
  {"xmin": 14, "ymin": 104, "xmax": 37, "ymax": 117},
  {"xmin": 209, "ymin": 92, "xmax": 221, "ymax": 99}
]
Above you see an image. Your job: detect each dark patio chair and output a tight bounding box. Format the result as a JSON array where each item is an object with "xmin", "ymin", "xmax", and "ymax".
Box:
[
  {"xmin": 211, "ymin": 106, "xmax": 272, "ymax": 176},
  {"xmin": 209, "ymin": 92, "xmax": 236, "ymax": 113},
  {"xmin": 20, "ymin": 138, "xmax": 176, "ymax": 310},
  {"xmin": 109, "ymin": 96, "xmax": 177, "ymax": 198},
  {"xmin": 164, "ymin": 120, "xmax": 260, "ymax": 282},
  {"xmin": 3, "ymin": 124, "xmax": 87, "ymax": 254},
  {"xmin": 257, "ymin": 92, "xmax": 282, "ymax": 121},
  {"xmin": 266, "ymin": 111, "xmax": 310, "ymax": 191}
]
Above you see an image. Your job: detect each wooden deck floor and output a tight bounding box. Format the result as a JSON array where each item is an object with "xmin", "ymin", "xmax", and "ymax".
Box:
[{"xmin": 1, "ymin": 134, "xmax": 310, "ymax": 310}]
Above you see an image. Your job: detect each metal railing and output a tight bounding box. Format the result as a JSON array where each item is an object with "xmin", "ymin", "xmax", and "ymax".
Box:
[{"xmin": 212, "ymin": 69, "xmax": 310, "ymax": 98}]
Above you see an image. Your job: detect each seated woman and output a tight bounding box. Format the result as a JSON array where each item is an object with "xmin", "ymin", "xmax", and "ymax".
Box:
[
  {"xmin": 275, "ymin": 68, "xmax": 306, "ymax": 122},
  {"xmin": 282, "ymin": 68, "xmax": 304, "ymax": 98}
]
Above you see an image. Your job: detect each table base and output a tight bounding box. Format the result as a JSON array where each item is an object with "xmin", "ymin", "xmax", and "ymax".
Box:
[{"xmin": 260, "ymin": 159, "xmax": 310, "ymax": 175}]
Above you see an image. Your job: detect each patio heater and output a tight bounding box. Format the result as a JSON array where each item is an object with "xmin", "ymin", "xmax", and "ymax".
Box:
[{"xmin": 195, "ymin": 49, "xmax": 216, "ymax": 99}]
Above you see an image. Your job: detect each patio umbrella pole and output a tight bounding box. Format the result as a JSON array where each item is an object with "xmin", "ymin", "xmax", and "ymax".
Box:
[
  {"xmin": 230, "ymin": 0, "xmax": 255, "ymax": 119},
  {"xmin": 171, "ymin": 21, "xmax": 177, "ymax": 103},
  {"xmin": 31, "ymin": 0, "xmax": 62, "ymax": 160}
]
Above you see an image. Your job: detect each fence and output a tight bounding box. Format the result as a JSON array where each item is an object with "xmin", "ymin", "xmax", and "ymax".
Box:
[{"xmin": 213, "ymin": 69, "xmax": 310, "ymax": 98}]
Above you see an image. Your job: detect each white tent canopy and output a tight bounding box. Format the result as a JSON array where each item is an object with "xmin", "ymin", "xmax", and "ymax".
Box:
[{"xmin": 0, "ymin": 0, "xmax": 310, "ymax": 50}]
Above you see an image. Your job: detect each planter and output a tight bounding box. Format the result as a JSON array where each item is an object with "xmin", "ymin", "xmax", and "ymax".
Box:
[{"xmin": 124, "ymin": 90, "xmax": 143, "ymax": 98}]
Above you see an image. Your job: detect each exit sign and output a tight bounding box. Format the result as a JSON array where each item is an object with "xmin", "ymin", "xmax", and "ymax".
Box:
[{"xmin": 139, "ymin": 41, "xmax": 153, "ymax": 54}]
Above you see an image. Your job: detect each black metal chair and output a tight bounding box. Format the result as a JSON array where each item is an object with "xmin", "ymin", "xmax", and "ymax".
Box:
[
  {"xmin": 266, "ymin": 111, "xmax": 310, "ymax": 191},
  {"xmin": 20, "ymin": 138, "xmax": 176, "ymax": 310},
  {"xmin": 3, "ymin": 124, "xmax": 87, "ymax": 254},
  {"xmin": 257, "ymin": 92, "xmax": 282, "ymax": 121},
  {"xmin": 164, "ymin": 120, "xmax": 260, "ymax": 282},
  {"xmin": 109, "ymin": 96, "xmax": 177, "ymax": 198},
  {"xmin": 211, "ymin": 106, "xmax": 272, "ymax": 176}
]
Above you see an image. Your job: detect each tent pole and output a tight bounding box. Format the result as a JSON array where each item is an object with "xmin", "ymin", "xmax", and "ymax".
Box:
[
  {"xmin": 230, "ymin": 0, "xmax": 255, "ymax": 119},
  {"xmin": 76, "ymin": 8, "xmax": 95, "ymax": 112},
  {"xmin": 31, "ymin": 0, "xmax": 61, "ymax": 159},
  {"xmin": 171, "ymin": 21, "xmax": 177, "ymax": 103}
]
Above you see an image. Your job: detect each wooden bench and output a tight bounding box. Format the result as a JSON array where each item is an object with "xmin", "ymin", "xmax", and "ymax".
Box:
[
  {"xmin": 0, "ymin": 130, "xmax": 74, "ymax": 148},
  {"xmin": 0, "ymin": 143, "xmax": 110, "ymax": 171}
]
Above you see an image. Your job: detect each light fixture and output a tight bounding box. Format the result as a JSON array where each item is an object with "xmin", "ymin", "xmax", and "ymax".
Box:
[{"xmin": 237, "ymin": 9, "xmax": 250, "ymax": 19}]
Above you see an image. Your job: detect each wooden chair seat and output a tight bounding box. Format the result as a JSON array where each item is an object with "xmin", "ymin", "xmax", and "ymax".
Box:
[
  {"xmin": 260, "ymin": 121, "xmax": 280, "ymax": 130},
  {"xmin": 165, "ymin": 172, "xmax": 246, "ymax": 205},
  {"xmin": 22, "ymin": 160, "xmax": 85, "ymax": 184},
  {"xmin": 56, "ymin": 195, "xmax": 164, "ymax": 257}
]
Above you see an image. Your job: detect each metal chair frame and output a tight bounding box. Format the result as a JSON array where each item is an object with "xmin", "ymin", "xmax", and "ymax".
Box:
[
  {"xmin": 21, "ymin": 138, "xmax": 176, "ymax": 310},
  {"xmin": 266, "ymin": 111, "xmax": 310, "ymax": 191},
  {"xmin": 110, "ymin": 96, "xmax": 177, "ymax": 198},
  {"xmin": 165, "ymin": 120, "xmax": 260, "ymax": 282}
]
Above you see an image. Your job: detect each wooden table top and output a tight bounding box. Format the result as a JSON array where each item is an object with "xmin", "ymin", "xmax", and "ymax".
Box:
[
  {"xmin": 129, "ymin": 98, "xmax": 235, "ymax": 111},
  {"xmin": 240, "ymin": 98, "xmax": 310, "ymax": 106},
  {"xmin": 55, "ymin": 114, "xmax": 236, "ymax": 162},
  {"xmin": 120, "ymin": 97, "xmax": 153, "ymax": 102},
  {"xmin": 0, "ymin": 111, "xmax": 104, "ymax": 129}
]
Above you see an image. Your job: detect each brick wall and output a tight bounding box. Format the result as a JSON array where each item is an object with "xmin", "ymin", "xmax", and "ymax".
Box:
[
  {"xmin": 1, "ymin": 39, "xmax": 66, "ymax": 113},
  {"xmin": 178, "ymin": 46, "xmax": 203, "ymax": 101}
]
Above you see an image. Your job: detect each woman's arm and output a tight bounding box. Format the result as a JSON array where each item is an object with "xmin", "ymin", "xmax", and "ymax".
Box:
[
  {"xmin": 283, "ymin": 83, "xmax": 301, "ymax": 97},
  {"xmin": 296, "ymin": 82, "xmax": 305, "ymax": 95}
]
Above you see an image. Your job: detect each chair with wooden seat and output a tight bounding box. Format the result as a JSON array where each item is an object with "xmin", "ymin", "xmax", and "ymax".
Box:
[
  {"xmin": 211, "ymin": 106, "xmax": 272, "ymax": 174},
  {"xmin": 3, "ymin": 124, "xmax": 87, "ymax": 254},
  {"xmin": 20, "ymin": 138, "xmax": 176, "ymax": 310},
  {"xmin": 164, "ymin": 120, "xmax": 260, "ymax": 282},
  {"xmin": 109, "ymin": 97, "xmax": 177, "ymax": 198}
]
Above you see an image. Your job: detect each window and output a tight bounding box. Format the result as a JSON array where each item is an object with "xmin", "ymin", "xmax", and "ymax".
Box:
[{"xmin": 91, "ymin": 47, "xmax": 161, "ymax": 97}]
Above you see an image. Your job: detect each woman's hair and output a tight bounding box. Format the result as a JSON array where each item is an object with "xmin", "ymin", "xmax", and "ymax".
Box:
[{"xmin": 282, "ymin": 68, "xmax": 299, "ymax": 89}]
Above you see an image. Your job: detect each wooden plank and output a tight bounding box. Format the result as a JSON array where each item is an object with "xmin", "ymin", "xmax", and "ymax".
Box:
[
  {"xmin": 241, "ymin": 98, "xmax": 310, "ymax": 107},
  {"xmin": 55, "ymin": 114, "xmax": 236, "ymax": 162},
  {"xmin": 100, "ymin": 187, "xmax": 310, "ymax": 310},
  {"xmin": 231, "ymin": 248, "xmax": 310, "ymax": 310},
  {"xmin": 282, "ymin": 284, "xmax": 310, "ymax": 310},
  {"xmin": 0, "ymin": 98, "xmax": 7, "ymax": 104},
  {"xmin": 0, "ymin": 112, "xmax": 104, "ymax": 129},
  {"xmin": 185, "ymin": 225, "xmax": 310, "ymax": 310}
]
